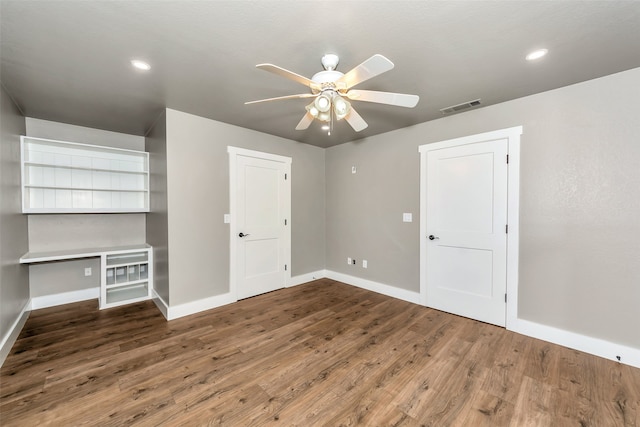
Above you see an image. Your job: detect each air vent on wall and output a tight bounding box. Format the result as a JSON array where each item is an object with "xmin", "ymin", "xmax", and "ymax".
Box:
[{"xmin": 440, "ymin": 99, "xmax": 482, "ymax": 115}]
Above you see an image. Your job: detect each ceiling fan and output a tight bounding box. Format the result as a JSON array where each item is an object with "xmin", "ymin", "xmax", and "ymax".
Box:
[{"xmin": 245, "ymin": 54, "xmax": 419, "ymax": 133}]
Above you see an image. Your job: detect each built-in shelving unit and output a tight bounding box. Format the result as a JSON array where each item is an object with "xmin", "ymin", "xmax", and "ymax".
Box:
[
  {"xmin": 20, "ymin": 244, "xmax": 153, "ymax": 309},
  {"xmin": 104, "ymin": 250, "xmax": 151, "ymax": 308},
  {"xmin": 21, "ymin": 136, "xmax": 149, "ymax": 213}
]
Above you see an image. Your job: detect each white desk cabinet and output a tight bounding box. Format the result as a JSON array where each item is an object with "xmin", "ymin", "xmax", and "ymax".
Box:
[
  {"xmin": 103, "ymin": 249, "xmax": 152, "ymax": 308},
  {"xmin": 20, "ymin": 244, "xmax": 153, "ymax": 309}
]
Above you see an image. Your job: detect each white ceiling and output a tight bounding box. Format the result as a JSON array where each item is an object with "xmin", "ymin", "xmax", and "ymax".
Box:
[{"xmin": 2, "ymin": 1, "xmax": 639, "ymax": 148}]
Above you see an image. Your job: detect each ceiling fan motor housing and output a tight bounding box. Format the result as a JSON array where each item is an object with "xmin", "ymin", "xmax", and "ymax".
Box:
[{"xmin": 311, "ymin": 70, "xmax": 345, "ymax": 93}]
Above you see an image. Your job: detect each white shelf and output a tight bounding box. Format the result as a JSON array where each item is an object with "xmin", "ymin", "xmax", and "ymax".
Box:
[
  {"xmin": 21, "ymin": 136, "xmax": 149, "ymax": 213},
  {"xmin": 24, "ymin": 185, "xmax": 147, "ymax": 192},
  {"xmin": 106, "ymin": 279, "xmax": 149, "ymax": 290},
  {"xmin": 24, "ymin": 161, "xmax": 147, "ymax": 175},
  {"xmin": 105, "ymin": 251, "xmax": 148, "ymax": 266},
  {"xmin": 106, "ymin": 283, "xmax": 150, "ymax": 305},
  {"xmin": 20, "ymin": 244, "xmax": 151, "ymax": 264}
]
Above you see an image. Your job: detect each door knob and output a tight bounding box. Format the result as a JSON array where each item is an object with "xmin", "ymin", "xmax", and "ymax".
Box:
[
  {"xmin": 239, "ymin": 232, "xmax": 250, "ymax": 238},
  {"xmin": 428, "ymin": 235, "xmax": 439, "ymax": 240}
]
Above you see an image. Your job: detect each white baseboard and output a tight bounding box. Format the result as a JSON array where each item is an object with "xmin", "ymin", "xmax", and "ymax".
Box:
[
  {"xmin": 152, "ymin": 290, "xmax": 169, "ymax": 320},
  {"xmin": 156, "ymin": 271, "xmax": 327, "ymax": 321},
  {"xmin": 0, "ymin": 302, "xmax": 31, "ymax": 367},
  {"xmin": 289, "ymin": 270, "xmax": 326, "ymax": 287},
  {"xmin": 324, "ymin": 270, "xmax": 421, "ymax": 305},
  {"xmin": 510, "ymin": 318, "xmax": 640, "ymax": 369},
  {"xmin": 30, "ymin": 287, "xmax": 99, "ymax": 310},
  {"xmin": 166, "ymin": 292, "xmax": 237, "ymax": 321}
]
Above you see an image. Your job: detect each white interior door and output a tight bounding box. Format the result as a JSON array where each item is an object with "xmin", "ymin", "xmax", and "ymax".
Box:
[
  {"xmin": 424, "ymin": 138, "xmax": 508, "ymax": 326},
  {"xmin": 229, "ymin": 148, "xmax": 291, "ymax": 300}
]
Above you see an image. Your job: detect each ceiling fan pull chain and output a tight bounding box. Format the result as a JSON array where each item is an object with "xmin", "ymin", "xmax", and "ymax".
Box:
[{"xmin": 329, "ymin": 107, "xmax": 333, "ymax": 136}]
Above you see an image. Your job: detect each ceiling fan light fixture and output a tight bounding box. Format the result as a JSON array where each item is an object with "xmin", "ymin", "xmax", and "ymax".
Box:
[
  {"xmin": 333, "ymin": 95, "xmax": 350, "ymax": 120},
  {"xmin": 314, "ymin": 93, "xmax": 332, "ymax": 113},
  {"xmin": 317, "ymin": 111, "xmax": 331, "ymax": 122},
  {"xmin": 306, "ymin": 103, "xmax": 319, "ymax": 117}
]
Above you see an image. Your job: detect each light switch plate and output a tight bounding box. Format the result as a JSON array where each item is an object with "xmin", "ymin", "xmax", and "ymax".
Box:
[
  {"xmin": 224, "ymin": 214, "xmax": 230, "ymax": 223},
  {"xmin": 403, "ymin": 213, "xmax": 412, "ymax": 222}
]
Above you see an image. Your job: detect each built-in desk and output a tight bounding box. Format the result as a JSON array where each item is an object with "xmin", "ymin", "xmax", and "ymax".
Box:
[{"xmin": 20, "ymin": 244, "xmax": 153, "ymax": 309}]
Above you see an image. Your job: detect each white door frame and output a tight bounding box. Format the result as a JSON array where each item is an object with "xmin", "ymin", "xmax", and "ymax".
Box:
[
  {"xmin": 228, "ymin": 146, "xmax": 292, "ymax": 300},
  {"xmin": 418, "ymin": 126, "xmax": 522, "ymax": 329}
]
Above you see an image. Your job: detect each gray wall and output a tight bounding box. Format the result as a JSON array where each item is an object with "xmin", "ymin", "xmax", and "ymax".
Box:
[
  {"xmin": 145, "ymin": 110, "xmax": 169, "ymax": 304},
  {"xmin": 165, "ymin": 109, "xmax": 325, "ymax": 305},
  {"xmin": 27, "ymin": 213, "xmax": 146, "ymax": 252},
  {"xmin": 326, "ymin": 132, "xmax": 420, "ymax": 291},
  {"xmin": 0, "ymin": 84, "xmax": 29, "ymax": 344},
  {"xmin": 325, "ymin": 67, "xmax": 640, "ymax": 349},
  {"xmin": 25, "ymin": 118, "xmax": 147, "ymax": 296},
  {"xmin": 29, "ymin": 258, "xmax": 100, "ymax": 297}
]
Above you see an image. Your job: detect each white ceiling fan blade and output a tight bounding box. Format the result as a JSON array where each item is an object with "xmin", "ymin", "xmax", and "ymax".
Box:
[
  {"xmin": 336, "ymin": 54, "xmax": 394, "ymax": 89},
  {"xmin": 345, "ymin": 90, "xmax": 419, "ymax": 108},
  {"xmin": 245, "ymin": 93, "xmax": 316, "ymax": 105},
  {"xmin": 256, "ymin": 64, "xmax": 320, "ymax": 90},
  {"xmin": 344, "ymin": 107, "xmax": 368, "ymax": 132},
  {"xmin": 295, "ymin": 112, "xmax": 314, "ymax": 130}
]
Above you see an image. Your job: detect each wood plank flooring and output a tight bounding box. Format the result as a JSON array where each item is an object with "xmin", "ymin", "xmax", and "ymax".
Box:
[{"xmin": 1, "ymin": 279, "xmax": 639, "ymax": 426}]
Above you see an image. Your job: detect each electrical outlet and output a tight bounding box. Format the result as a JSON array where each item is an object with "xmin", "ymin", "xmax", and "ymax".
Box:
[
  {"xmin": 347, "ymin": 257, "xmax": 352, "ymax": 265},
  {"xmin": 362, "ymin": 260, "xmax": 368, "ymax": 268},
  {"xmin": 352, "ymin": 259, "xmax": 356, "ymax": 265},
  {"xmin": 84, "ymin": 267, "xmax": 92, "ymax": 277}
]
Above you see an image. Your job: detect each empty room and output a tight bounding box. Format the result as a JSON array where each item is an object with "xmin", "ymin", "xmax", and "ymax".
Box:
[{"xmin": 1, "ymin": 1, "xmax": 639, "ymax": 425}]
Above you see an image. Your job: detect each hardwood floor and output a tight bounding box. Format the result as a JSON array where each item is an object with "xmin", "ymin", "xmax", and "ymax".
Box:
[{"xmin": 1, "ymin": 279, "xmax": 639, "ymax": 426}]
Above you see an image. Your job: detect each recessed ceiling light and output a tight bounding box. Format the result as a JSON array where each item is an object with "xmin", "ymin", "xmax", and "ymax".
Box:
[
  {"xmin": 131, "ymin": 59, "xmax": 151, "ymax": 71},
  {"xmin": 526, "ymin": 49, "xmax": 548, "ymax": 61}
]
